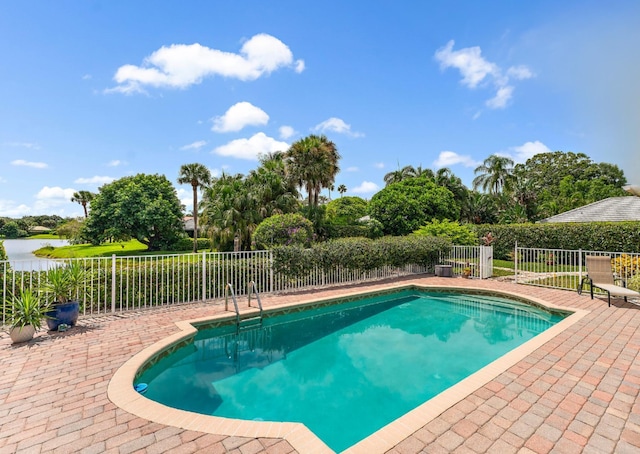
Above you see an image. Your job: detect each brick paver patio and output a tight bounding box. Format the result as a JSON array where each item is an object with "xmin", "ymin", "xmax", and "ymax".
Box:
[{"xmin": 1, "ymin": 276, "xmax": 639, "ymax": 453}]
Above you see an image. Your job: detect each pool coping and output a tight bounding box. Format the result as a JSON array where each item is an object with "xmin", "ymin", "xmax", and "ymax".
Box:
[{"xmin": 107, "ymin": 283, "xmax": 589, "ymax": 454}]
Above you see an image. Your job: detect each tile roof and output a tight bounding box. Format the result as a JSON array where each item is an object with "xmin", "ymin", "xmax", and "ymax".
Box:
[{"xmin": 539, "ymin": 196, "xmax": 640, "ymax": 223}]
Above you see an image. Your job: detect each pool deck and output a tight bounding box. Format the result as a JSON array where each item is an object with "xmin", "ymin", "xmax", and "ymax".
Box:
[{"xmin": 1, "ymin": 276, "xmax": 639, "ymax": 453}]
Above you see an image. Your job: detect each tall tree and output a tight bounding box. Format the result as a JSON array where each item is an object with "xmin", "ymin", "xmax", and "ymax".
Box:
[
  {"xmin": 70, "ymin": 191, "xmax": 95, "ymax": 218},
  {"xmin": 337, "ymin": 184, "xmax": 347, "ymax": 197},
  {"xmin": 286, "ymin": 135, "xmax": 340, "ymax": 208},
  {"xmin": 83, "ymin": 174, "xmax": 183, "ymax": 251},
  {"xmin": 473, "ymin": 155, "xmax": 515, "ymax": 195},
  {"xmin": 177, "ymin": 163, "xmax": 212, "ymax": 252}
]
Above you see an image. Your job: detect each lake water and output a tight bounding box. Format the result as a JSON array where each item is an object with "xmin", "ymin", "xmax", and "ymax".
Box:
[{"xmin": 2, "ymin": 238, "xmax": 70, "ymax": 271}]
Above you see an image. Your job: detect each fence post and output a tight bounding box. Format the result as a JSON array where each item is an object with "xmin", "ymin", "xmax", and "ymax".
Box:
[
  {"xmin": 202, "ymin": 251, "xmax": 207, "ymax": 302},
  {"xmin": 578, "ymin": 249, "xmax": 583, "ymax": 284},
  {"xmin": 514, "ymin": 241, "xmax": 518, "ymax": 284},
  {"xmin": 111, "ymin": 254, "xmax": 116, "ymax": 313},
  {"xmin": 269, "ymin": 250, "xmax": 274, "ymax": 294}
]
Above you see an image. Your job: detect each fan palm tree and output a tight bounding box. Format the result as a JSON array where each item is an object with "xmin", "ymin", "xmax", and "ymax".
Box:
[
  {"xmin": 473, "ymin": 155, "xmax": 515, "ymax": 195},
  {"xmin": 247, "ymin": 152, "xmax": 299, "ymax": 219},
  {"xmin": 177, "ymin": 163, "xmax": 212, "ymax": 252},
  {"xmin": 70, "ymin": 191, "xmax": 95, "ymax": 218},
  {"xmin": 337, "ymin": 184, "xmax": 347, "ymax": 197},
  {"xmin": 286, "ymin": 135, "xmax": 340, "ymax": 208}
]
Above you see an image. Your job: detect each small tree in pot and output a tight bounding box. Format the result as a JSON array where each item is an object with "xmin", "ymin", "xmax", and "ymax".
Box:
[
  {"xmin": 6, "ymin": 289, "xmax": 51, "ymax": 343},
  {"xmin": 41, "ymin": 261, "xmax": 89, "ymax": 331}
]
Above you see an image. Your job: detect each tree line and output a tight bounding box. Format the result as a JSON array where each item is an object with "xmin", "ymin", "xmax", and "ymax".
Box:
[{"xmin": 3, "ymin": 138, "xmax": 627, "ymax": 251}]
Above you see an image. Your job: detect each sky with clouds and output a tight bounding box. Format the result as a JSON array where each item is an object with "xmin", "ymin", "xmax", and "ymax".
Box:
[{"xmin": 1, "ymin": 1, "xmax": 638, "ymax": 217}]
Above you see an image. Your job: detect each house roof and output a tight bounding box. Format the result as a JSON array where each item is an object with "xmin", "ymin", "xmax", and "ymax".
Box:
[{"xmin": 539, "ymin": 196, "xmax": 640, "ymax": 223}]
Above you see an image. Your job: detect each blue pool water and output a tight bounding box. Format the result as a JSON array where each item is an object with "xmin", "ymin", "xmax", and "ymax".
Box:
[{"xmin": 138, "ymin": 289, "xmax": 566, "ymax": 451}]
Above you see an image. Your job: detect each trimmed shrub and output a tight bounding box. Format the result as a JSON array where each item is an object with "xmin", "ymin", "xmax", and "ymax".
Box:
[
  {"xmin": 173, "ymin": 237, "xmax": 212, "ymax": 252},
  {"xmin": 470, "ymin": 222, "xmax": 640, "ymax": 260},
  {"xmin": 325, "ymin": 196, "xmax": 368, "ymax": 225},
  {"xmin": 253, "ymin": 213, "xmax": 314, "ymax": 249},
  {"xmin": 273, "ymin": 235, "xmax": 451, "ymax": 279},
  {"xmin": 413, "ymin": 219, "xmax": 478, "ymax": 246},
  {"xmin": 326, "ymin": 219, "xmax": 384, "ymax": 240}
]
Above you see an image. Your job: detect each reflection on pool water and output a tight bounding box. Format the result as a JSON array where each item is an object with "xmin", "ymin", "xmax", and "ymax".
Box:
[{"xmin": 138, "ymin": 289, "xmax": 567, "ymax": 452}]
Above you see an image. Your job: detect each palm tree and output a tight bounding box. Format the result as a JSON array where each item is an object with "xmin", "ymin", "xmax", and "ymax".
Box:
[
  {"xmin": 337, "ymin": 184, "xmax": 347, "ymax": 197},
  {"xmin": 473, "ymin": 155, "xmax": 515, "ymax": 195},
  {"xmin": 70, "ymin": 191, "xmax": 95, "ymax": 218},
  {"xmin": 286, "ymin": 135, "xmax": 340, "ymax": 208},
  {"xmin": 177, "ymin": 163, "xmax": 212, "ymax": 252},
  {"xmin": 383, "ymin": 165, "xmax": 416, "ymax": 186},
  {"xmin": 247, "ymin": 152, "xmax": 299, "ymax": 219}
]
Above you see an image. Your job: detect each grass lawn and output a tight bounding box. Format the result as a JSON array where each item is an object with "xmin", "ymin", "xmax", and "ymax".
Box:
[
  {"xmin": 34, "ymin": 240, "xmax": 150, "ymax": 258},
  {"xmin": 28, "ymin": 233, "xmax": 62, "ymax": 239}
]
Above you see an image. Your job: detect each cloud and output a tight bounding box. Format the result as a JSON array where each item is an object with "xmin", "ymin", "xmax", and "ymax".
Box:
[
  {"xmin": 374, "ymin": 162, "xmax": 384, "ymax": 169},
  {"xmin": 346, "ymin": 166, "xmax": 359, "ymax": 172},
  {"xmin": 435, "ymin": 40, "xmax": 534, "ymax": 109},
  {"xmin": 279, "ymin": 125, "xmax": 296, "ymax": 139},
  {"xmin": 74, "ymin": 176, "xmax": 115, "ymax": 185},
  {"xmin": 11, "ymin": 159, "xmax": 48, "ymax": 169},
  {"xmin": 107, "ymin": 160, "xmax": 123, "ymax": 166},
  {"xmin": 108, "ymin": 34, "xmax": 304, "ymax": 93},
  {"xmin": 180, "ymin": 140, "xmax": 207, "ymax": 151},
  {"xmin": 313, "ymin": 117, "xmax": 364, "ymax": 137},
  {"xmin": 5, "ymin": 142, "xmax": 40, "ymax": 149},
  {"xmin": 212, "ymin": 132, "xmax": 289, "ymax": 160},
  {"xmin": 0, "ymin": 200, "xmax": 30, "ymax": 217},
  {"xmin": 352, "ymin": 181, "xmax": 379, "ymax": 194},
  {"xmin": 433, "ymin": 151, "xmax": 481, "ymax": 168},
  {"xmin": 212, "ymin": 102, "xmax": 269, "ymax": 132},
  {"xmin": 502, "ymin": 140, "xmax": 552, "ymax": 163},
  {"xmin": 33, "ymin": 186, "xmax": 76, "ymax": 212}
]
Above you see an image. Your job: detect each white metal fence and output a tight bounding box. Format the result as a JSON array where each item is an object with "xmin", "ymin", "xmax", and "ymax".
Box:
[
  {"xmin": 1, "ymin": 245, "xmax": 492, "ymax": 324},
  {"xmin": 514, "ymin": 244, "xmax": 640, "ymax": 294},
  {"xmin": 443, "ymin": 245, "xmax": 493, "ymax": 279}
]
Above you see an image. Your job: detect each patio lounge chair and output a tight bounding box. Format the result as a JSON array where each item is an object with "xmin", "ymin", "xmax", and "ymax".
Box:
[{"xmin": 577, "ymin": 255, "xmax": 640, "ymax": 307}]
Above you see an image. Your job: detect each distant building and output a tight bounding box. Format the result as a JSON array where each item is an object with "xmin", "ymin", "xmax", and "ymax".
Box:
[
  {"xmin": 30, "ymin": 226, "xmax": 52, "ymax": 233},
  {"xmin": 539, "ymin": 196, "xmax": 640, "ymax": 223}
]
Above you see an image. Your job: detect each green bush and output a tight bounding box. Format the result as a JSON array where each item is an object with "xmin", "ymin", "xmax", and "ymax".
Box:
[
  {"xmin": 0, "ymin": 240, "xmax": 7, "ymax": 261},
  {"xmin": 273, "ymin": 235, "xmax": 451, "ymax": 279},
  {"xmin": 413, "ymin": 219, "xmax": 477, "ymax": 246},
  {"xmin": 325, "ymin": 196, "xmax": 368, "ymax": 225},
  {"xmin": 326, "ymin": 218, "xmax": 384, "ymax": 240},
  {"xmin": 253, "ymin": 213, "xmax": 314, "ymax": 249},
  {"xmin": 173, "ymin": 237, "xmax": 212, "ymax": 252},
  {"xmin": 628, "ymin": 274, "xmax": 640, "ymax": 292},
  {"xmin": 470, "ymin": 222, "xmax": 640, "ymax": 260}
]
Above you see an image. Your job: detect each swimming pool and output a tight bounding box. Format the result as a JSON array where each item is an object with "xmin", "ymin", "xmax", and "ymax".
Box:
[{"xmin": 134, "ymin": 287, "xmax": 568, "ymax": 451}]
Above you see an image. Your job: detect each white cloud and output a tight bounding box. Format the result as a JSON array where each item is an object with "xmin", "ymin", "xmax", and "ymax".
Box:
[
  {"xmin": 212, "ymin": 102, "xmax": 269, "ymax": 132},
  {"xmin": 352, "ymin": 181, "xmax": 379, "ymax": 194},
  {"xmin": 82, "ymin": 74, "xmax": 92, "ymax": 80},
  {"xmin": 107, "ymin": 160, "xmax": 123, "ymax": 167},
  {"xmin": 485, "ymin": 86, "xmax": 514, "ymax": 109},
  {"xmin": 279, "ymin": 125, "xmax": 296, "ymax": 139},
  {"xmin": 346, "ymin": 166, "xmax": 359, "ymax": 172},
  {"xmin": 180, "ymin": 140, "xmax": 207, "ymax": 151},
  {"xmin": 504, "ymin": 141, "xmax": 552, "ymax": 163},
  {"xmin": 74, "ymin": 176, "xmax": 115, "ymax": 185},
  {"xmin": 0, "ymin": 200, "xmax": 30, "ymax": 217},
  {"xmin": 33, "ymin": 186, "xmax": 76, "ymax": 212},
  {"xmin": 313, "ymin": 117, "xmax": 364, "ymax": 137},
  {"xmin": 108, "ymin": 34, "xmax": 304, "ymax": 93},
  {"xmin": 374, "ymin": 162, "xmax": 384, "ymax": 169},
  {"xmin": 435, "ymin": 40, "xmax": 534, "ymax": 109},
  {"xmin": 433, "ymin": 151, "xmax": 480, "ymax": 168},
  {"xmin": 212, "ymin": 132, "xmax": 289, "ymax": 160},
  {"xmin": 11, "ymin": 159, "xmax": 48, "ymax": 169},
  {"xmin": 5, "ymin": 142, "xmax": 41, "ymax": 149}
]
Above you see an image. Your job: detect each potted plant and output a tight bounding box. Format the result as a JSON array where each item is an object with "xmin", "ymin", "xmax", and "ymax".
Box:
[
  {"xmin": 6, "ymin": 289, "xmax": 51, "ymax": 343},
  {"xmin": 462, "ymin": 267, "xmax": 472, "ymax": 278},
  {"xmin": 40, "ymin": 261, "xmax": 88, "ymax": 331}
]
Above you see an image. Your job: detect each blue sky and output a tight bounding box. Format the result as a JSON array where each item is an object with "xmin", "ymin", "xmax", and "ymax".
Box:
[{"xmin": 1, "ymin": 1, "xmax": 639, "ymax": 218}]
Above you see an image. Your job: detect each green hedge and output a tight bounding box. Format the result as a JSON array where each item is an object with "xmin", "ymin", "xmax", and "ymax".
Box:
[
  {"xmin": 273, "ymin": 235, "xmax": 451, "ymax": 279},
  {"xmin": 471, "ymin": 222, "xmax": 640, "ymax": 260},
  {"xmin": 172, "ymin": 237, "xmax": 212, "ymax": 252}
]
